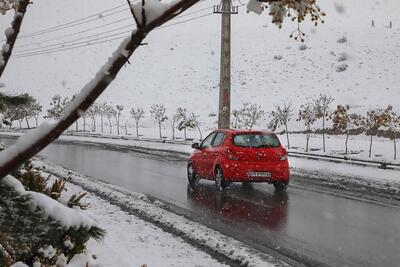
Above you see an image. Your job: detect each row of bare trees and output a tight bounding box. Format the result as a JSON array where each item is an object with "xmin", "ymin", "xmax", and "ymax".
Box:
[
  {"xmin": 2, "ymin": 95, "xmax": 204, "ymax": 141},
  {"xmin": 268, "ymin": 95, "xmax": 399, "ymax": 159},
  {"xmin": 3, "ymin": 92, "xmax": 399, "ymax": 159}
]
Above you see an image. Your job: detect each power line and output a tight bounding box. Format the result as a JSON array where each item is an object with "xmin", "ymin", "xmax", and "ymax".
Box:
[
  {"xmin": 14, "ymin": 13, "xmax": 214, "ymax": 58},
  {"xmin": 15, "ymin": 17, "xmax": 132, "ymax": 49},
  {"xmin": 18, "ymin": 4, "xmax": 127, "ymax": 38},
  {"xmin": 18, "ymin": 8, "xmax": 128, "ymax": 40},
  {"xmin": 13, "ymin": 4, "xmax": 215, "ymax": 49},
  {"xmin": 12, "ymin": 1, "xmax": 247, "ymax": 58},
  {"xmin": 15, "ymin": 23, "xmax": 135, "ymax": 53}
]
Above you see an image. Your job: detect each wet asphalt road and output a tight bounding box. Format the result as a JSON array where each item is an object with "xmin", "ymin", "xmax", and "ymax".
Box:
[{"xmin": 2, "ymin": 137, "xmax": 400, "ymax": 266}]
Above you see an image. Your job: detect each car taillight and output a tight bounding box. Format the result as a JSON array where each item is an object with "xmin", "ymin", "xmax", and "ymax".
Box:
[
  {"xmin": 280, "ymin": 155, "xmax": 288, "ymax": 161},
  {"xmin": 280, "ymin": 149, "xmax": 288, "ymax": 161},
  {"xmin": 226, "ymin": 149, "xmax": 239, "ymax": 160}
]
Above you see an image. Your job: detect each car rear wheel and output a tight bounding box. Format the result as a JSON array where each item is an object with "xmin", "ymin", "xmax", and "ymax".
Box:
[
  {"xmin": 187, "ymin": 162, "xmax": 199, "ymax": 186},
  {"xmin": 215, "ymin": 167, "xmax": 227, "ymax": 192},
  {"xmin": 273, "ymin": 181, "xmax": 288, "ymax": 192}
]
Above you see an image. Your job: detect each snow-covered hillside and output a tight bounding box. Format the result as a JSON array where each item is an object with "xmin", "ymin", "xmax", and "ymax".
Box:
[{"xmin": 1, "ymin": 0, "xmax": 399, "ymax": 131}]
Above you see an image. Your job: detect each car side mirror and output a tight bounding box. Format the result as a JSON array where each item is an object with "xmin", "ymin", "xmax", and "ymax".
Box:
[{"xmin": 191, "ymin": 143, "xmax": 201, "ymax": 149}]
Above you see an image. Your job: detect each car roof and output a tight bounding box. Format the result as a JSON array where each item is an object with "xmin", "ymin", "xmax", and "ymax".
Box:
[{"xmin": 215, "ymin": 129, "xmax": 275, "ymax": 135}]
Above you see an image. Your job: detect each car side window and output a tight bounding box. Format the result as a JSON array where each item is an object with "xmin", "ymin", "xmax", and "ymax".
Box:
[
  {"xmin": 212, "ymin": 132, "xmax": 225, "ymax": 147},
  {"xmin": 201, "ymin": 132, "xmax": 216, "ymax": 149}
]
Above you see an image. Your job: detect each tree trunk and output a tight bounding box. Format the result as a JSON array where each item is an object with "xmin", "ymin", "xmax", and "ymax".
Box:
[
  {"xmin": 0, "ymin": 0, "xmax": 30, "ymax": 78},
  {"xmin": 305, "ymin": 125, "xmax": 310, "ymax": 152},
  {"xmin": 92, "ymin": 118, "xmax": 96, "ymax": 132},
  {"xmin": 35, "ymin": 117, "xmax": 38, "ymax": 128},
  {"xmin": 101, "ymin": 115, "xmax": 104, "ymax": 133},
  {"xmin": 306, "ymin": 134, "xmax": 309, "ymax": 152},
  {"xmin": 108, "ymin": 119, "xmax": 112, "ymax": 134},
  {"xmin": 25, "ymin": 117, "xmax": 30, "ymax": 129},
  {"xmin": 75, "ymin": 121, "xmax": 78, "ymax": 132},
  {"xmin": 136, "ymin": 121, "xmax": 139, "ymax": 138},
  {"xmin": 322, "ymin": 116, "xmax": 326, "ymax": 152},
  {"xmin": 159, "ymin": 124, "xmax": 162, "ymax": 139},
  {"xmin": 18, "ymin": 120, "xmax": 22, "ymax": 129},
  {"xmin": 184, "ymin": 127, "xmax": 187, "ymax": 141},
  {"xmin": 171, "ymin": 123, "xmax": 175, "ymax": 140},
  {"xmin": 345, "ymin": 131, "xmax": 349, "ymax": 155},
  {"xmin": 125, "ymin": 123, "xmax": 128, "ymax": 135},
  {"xmin": 117, "ymin": 115, "xmax": 120, "ymax": 135},
  {"xmin": 394, "ymin": 138, "xmax": 397, "ymax": 160},
  {"xmin": 285, "ymin": 122, "xmax": 290, "ymax": 149},
  {"xmin": 369, "ymin": 134, "xmax": 373, "ymax": 158},
  {"xmin": 0, "ymin": 0, "xmax": 201, "ymax": 179},
  {"xmin": 83, "ymin": 116, "xmax": 86, "ymax": 132}
]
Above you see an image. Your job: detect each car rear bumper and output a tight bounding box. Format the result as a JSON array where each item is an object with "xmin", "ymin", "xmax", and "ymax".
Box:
[{"xmin": 222, "ymin": 161, "xmax": 290, "ymax": 182}]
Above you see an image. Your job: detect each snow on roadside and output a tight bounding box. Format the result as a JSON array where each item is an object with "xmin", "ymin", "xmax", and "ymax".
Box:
[
  {"xmin": 1, "ymin": 175, "xmax": 98, "ymax": 229},
  {"xmin": 2, "ymin": 130, "xmax": 399, "ymax": 193},
  {"xmin": 59, "ymin": 177, "xmax": 230, "ymax": 267},
  {"xmin": 35, "ymin": 160, "xmax": 289, "ymax": 267}
]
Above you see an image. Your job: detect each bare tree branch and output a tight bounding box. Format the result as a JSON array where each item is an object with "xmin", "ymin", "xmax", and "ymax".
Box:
[
  {"xmin": 0, "ymin": 0, "xmax": 30, "ymax": 78},
  {"xmin": 0, "ymin": 0, "xmax": 200, "ymax": 178},
  {"xmin": 141, "ymin": 0, "xmax": 147, "ymax": 27}
]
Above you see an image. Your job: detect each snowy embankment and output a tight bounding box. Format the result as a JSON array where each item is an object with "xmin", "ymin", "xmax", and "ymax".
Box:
[{"xmin": 33, "ymin": 160, "xmax": 288, "ymax": 267}]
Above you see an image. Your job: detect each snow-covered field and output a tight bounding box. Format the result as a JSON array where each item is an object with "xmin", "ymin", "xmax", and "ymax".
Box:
[{"xmin": 1, "ymin": 0, "xmax": 400, "ymax": 132}]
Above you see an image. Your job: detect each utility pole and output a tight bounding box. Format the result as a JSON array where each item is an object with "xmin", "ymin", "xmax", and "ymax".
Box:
[{"xmin": 214, "ymin": 0, "xmax": 238, "ymax": 129}]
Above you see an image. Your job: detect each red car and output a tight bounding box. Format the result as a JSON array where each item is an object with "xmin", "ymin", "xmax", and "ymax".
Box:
[{"xmin": 187, "ymin": 129, "xmax": 290, "ymax": 191}]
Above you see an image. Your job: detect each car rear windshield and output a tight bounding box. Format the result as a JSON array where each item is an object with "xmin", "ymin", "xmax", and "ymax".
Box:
[{"xmin": 232, "ymin": 133, "xmax": 280, "ymax": 148}]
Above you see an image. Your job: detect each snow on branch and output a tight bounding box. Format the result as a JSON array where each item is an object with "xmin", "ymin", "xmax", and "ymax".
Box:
[
  {"xmin": 128, "ymin": 0, "xmax": 176, "ymax": 28},
  {"xmin": 0, "ymin": 0, "xmax": 30, "ymax": 78},
  {"xmin": 0, "ymin": 0, "xmax": 200, "ymax": 179},
  {"xmin": 2, "ymin": 175, "xmax": 97, "ymax": 229}
]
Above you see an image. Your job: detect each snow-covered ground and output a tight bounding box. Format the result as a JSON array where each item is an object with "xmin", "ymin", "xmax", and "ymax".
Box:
[{"xmin": 56, "ymin": 179, "xmax": 231, "ymax": 267}]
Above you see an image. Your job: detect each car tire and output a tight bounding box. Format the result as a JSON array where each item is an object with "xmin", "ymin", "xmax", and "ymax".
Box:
[
  {"xmin": 215, "ymin": 167, "xmax": 227, "ymax": 192},
  {"xmin": 273, "ymin": 181, "xmax": 288, "ymax": 192},
  {"xmin": 187, "ymin": 162, "xmax": 199, "ymax": 187}
]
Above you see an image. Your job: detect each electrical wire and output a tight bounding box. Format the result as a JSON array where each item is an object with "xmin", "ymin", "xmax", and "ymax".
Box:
[
  {"xmin": 13, "ymin": 1, "xmax": 247, "ymax": 59},
  {"xmin": 13, "ymin": 3, "xmax": 215, "ymax": 49},
  {"xmin": 14, "ymin": 13, "xmax": 214, "ymax": 58},
  {"xmin": 17, "ymin": 4, "xmax": 128, "ymax": 38}
]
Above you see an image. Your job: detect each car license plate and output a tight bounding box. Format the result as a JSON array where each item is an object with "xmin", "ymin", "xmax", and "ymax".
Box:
[{"xmin": 249, "ymin": 172, "xmax": 271, "ymax": 178}]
